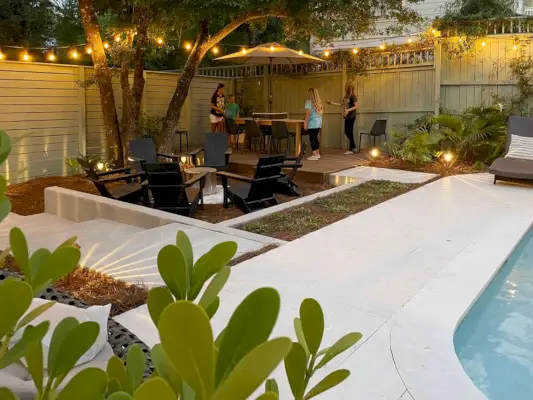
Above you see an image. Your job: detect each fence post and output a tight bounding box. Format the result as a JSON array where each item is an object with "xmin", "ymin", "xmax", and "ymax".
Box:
[
  {"xmin": 77, "ymin": 66, "xmax": 87, "ymax": 155},
  {"xmin": 434, "ymin": 42, "xmax": 442, "ymax": 116}
]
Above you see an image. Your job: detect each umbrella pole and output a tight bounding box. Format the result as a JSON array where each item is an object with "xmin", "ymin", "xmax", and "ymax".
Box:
[{"xmin": 268, "ymin": 57, "xmax": 273, "ymax": 112}]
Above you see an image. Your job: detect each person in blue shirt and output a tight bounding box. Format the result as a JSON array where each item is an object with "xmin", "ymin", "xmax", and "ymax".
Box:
[{"xmin": 304, "ymin": 87, "xmax": 324, "ymax": 161}]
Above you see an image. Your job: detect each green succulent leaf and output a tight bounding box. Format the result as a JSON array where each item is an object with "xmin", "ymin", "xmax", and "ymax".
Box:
[
  {"xmin": 24, "ymin": 340, "xmax": 43, "ymax": 391},
  {"xmin": 9, "ymin": 228, "xmax": 29, "ymax": 280},
  {"xmin": 108, "ymin": 392, "xmax": 133, "ymax": 400},
  {"xmin": 265, "ymin": 379, "xmax": 279, "ymax": 395},
  {"xmin": 28, "ymin": 249, "xmax": 51, "ymax": 285},
  {"xmin": 303, "ymin": 369, "xmax": 350, "ymax": 399},
  {"xmin": 57, "ymin": 368, "xmax": 108, "ymax": 400},
  {"xmin": 157, "ymin": 245, "xmax": 187, "ymax": 300},
  {"xmin": 214, "ymin": 328, "xmax": 225, "ymax": 349},
  {"xmin": 108, "ymin": 378, "xmax": 123, "ymax": 395},
  {"xmin": 159, "ymin": 301, "xmax": 215, "ymax": 399},
  {"xmin": 294, "ymin": 318, "xmax": 310, "ymax": 358},
  {"xmin": 107, "ymin": 356, "xmax": 128, "ymax": 393},
  {"xmin": 16, "ymin": 301, "xmax": 55, "ymax": 332},
  {"xmin": 58, "ymin": 236, "xmax": 78, "ymax": 249},
  {"xmin": 284, "ymin": 342, "xmax": 307, "ymax": 398},
  {"xmin": 0, "ymin": 194, "xmax": 11, "ymax": 223},
  {"xmin": 147, "ymin": 287, "xmax": 174, "ymax": 326},
  {"xmin": 299, "ymin": 298, "xmax": 324, "ymax": 356},
  {"xmin": 198, "ymin": 267, "xmax": 231, "ymax": 311},
  {"xmin": 0, "ymin": 321, "xmax": 49, "ymax": 369},
  {"xmin": 215, "ymin": 287, "xmax": 280, "ymax": 386},
  {"xmin": 176, "ymin": 231, "xmax": 194, "ymax": 289},
  {"xmin": 0, "ymin": 130, "xmax": 12, "ymax": 165},
  {"xmin": 212, "ymin": 337, "xmax": 292, "ymax": 400},
  {"xmin": 315, "ymin": 332, "xmax": 362, "ymax": 370},
  {"xmin": 126, "ymin": 344, "xmax": 146, "ymax": 393},
  {"xmin": 205, "ymin": 296, "xmax": 220, "ymax": 320},
  {"xmin": 151, "ymin": 344, "xmax": 182, "ymax": 397},
  {"xmin": 0, "ymin": 279, "xmax": 33, "ymax": 338},
  {"xmin": 0, "ymin": 387, "xmax": 18, "ymax": 400},
  {"xmin": 256, "ymin": 393, "xmax": 278, "ymax": 400},
  {"xmin": 133, "ymin": 377, "xmax": 175, "ymax": 400},
  {"xmin": 32, "ymin": 246, "xmax": 81, "ymax": 294},
  {"xmin": 47, "ymin": 317, "xmax": 78, "ymax": 377},
  {"xmin": 190, "ymin": 241, "xmax": 237, "ymax": 301}
]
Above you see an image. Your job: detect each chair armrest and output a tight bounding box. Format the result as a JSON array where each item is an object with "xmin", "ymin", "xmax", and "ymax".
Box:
[
  {"xmin": 157, "ymin": 153, "xmax": 179, "ymax": 160},
  {"xmin": 185, "ymin": 171, "xmax": 208, "ymax": 186},
  {"xmin": 97, "ymin": 167, "xmax": 130, "ymax": 177},
  {"xmin": 216, "ymin": 171, "xmax": 253, "ymax": 183},
  {"xmin": 282, "ymin": 163, "xmax": 303, "ymax": 169},
  {"xmin": 99, "ymin": 171, "xmax": 145, "ymax": 183},
  {"xmin": 225, "ymin": 147, "xmax": 232, "ymax": 155},
  {"xmin": 189, "ymin": 147, "xmax": 204, "ymax": 156}
]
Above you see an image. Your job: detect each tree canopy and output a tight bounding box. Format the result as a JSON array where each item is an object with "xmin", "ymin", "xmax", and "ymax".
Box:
[{"xmin": 0, "ymin": 0, "xmax": 56, "ymax": 46}]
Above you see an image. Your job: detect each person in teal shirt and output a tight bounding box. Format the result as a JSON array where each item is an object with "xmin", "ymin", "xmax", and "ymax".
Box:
[
  {"xmin": 304, "ymin": 88, "xmax": 324, "ymax": 161},
  {"xmin": 225, "ymin": 95, "xmax": 240, "ymax": 121}
]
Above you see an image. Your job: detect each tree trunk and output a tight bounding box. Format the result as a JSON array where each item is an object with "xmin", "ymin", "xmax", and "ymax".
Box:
[
  {"xmin": 78, "ymin": 0, "xmax": 123, "ymax": 164},
  {"xmin": 159, "ymin": 21, "xmax": 210, "ymax": 153}
]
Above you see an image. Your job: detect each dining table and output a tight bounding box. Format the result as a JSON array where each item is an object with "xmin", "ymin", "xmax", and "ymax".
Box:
[{"xmin": 235, "ymin": 117, "xmax": 305, "ymax": 157}]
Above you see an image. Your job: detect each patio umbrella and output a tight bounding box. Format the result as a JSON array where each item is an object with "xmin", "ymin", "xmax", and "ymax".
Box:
[{"xmin": 214, "ymin": 42, "xmax": 325, "ymax": 112}]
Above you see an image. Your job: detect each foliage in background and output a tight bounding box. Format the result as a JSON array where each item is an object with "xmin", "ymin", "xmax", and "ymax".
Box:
[
  {"xmin": 65, "ymin": 153, "xmax": 111, "ymax": 173},
  {"xmin": 138, "ymin": 113, "xmax": 165, "ymax": 149}
]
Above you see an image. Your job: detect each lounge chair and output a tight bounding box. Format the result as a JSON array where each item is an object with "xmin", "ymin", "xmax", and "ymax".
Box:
[
  {"xmin": 190, "ymin": 133, "xmax": 232, "ymax": 171},
  {"xmin": 490, "ymin": 116, "xmax": 533, "ymax": 184},
  {"xmin": 144, "ymin": 162, "xmax": 207, "ymax": 217},
  {"xmin": 129, "ymin": 137, "xmax": 180, "ymax": 171},
  {"xmin": 78, "ymin": 158, "xmax": 149, "ymax": 205},
  {"xmin": 217, "ymin": 155, "xmax": 286, "ymax": 213},
  {"xmin": 276, "ymin": 141, "xmax": 306, "ymax": 196}
]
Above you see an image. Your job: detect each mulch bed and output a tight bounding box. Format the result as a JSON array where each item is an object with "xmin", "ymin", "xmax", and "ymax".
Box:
[
  {"xmin": 366, "ymin": 157, "xmax": 477, "ymax": 176},
  {"xmin": 241, "ymin": 180, "xmax": 422, "ymax": 241}
]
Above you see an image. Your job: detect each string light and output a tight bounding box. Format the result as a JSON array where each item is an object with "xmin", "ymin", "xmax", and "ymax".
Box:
[
  {"xmin": 514, "ymin": 44, "xmax": 518, "ymax": 51},
  {"xmin": 47, "ymin": 53, "xmax": 56, "ymax": 62},
  {"xmin": 184, "ymin": 42, "xmax": 192, "ymax": 50},
  {"xmin": 379, "ymin": 43, "xmax": 386, "ymax": 50},
  {"xmin": 114, "ymin": 35, "xmax": 121, "ymax": 42},
  {"xmin": 352, "ymin": 48, "xmax": 358, "ymax": 54},
  {"xmin": 22, "ymin": 51, "xmax": 29, "ymax": 61},
  {"xmin": 481, "ymin": 41, "xmax": 486, "ymax": 47},
  {"xmin": 86, "ymin": 47, "xmax": 92, "ymax": 55},
  {"xmin": 323, "ymin": 50, "xmax": 330, "ymax": 57},
  {"xmin": 270, "ymin": 45, "xmax": 275, "ymax": 51},
  {"xmin": 103, "ymin": 42, "xmax": 110, "ymax": 49},
  {"xmin": 407, "ymin": 38, "xmax": 413, "ymax": 44},
  {"xmin": 70, "ymin": 50, "xmax": 79, "ymax": 59},
  {"xmin": 212, "ymin": 46, "xmax": 219, "ymax": 54},
  {"xmin": 0, "ymin": 51, "xmax": 4, "ymax": 60},
  {"xmin": 156, "ymin": 37, "xmax": 164, "ymax": 45}
]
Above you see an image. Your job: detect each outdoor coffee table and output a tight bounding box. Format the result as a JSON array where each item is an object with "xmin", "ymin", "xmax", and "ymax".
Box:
[{"xmin": 184, "ymin": 166, "xmax": 217, "ymax": 195}]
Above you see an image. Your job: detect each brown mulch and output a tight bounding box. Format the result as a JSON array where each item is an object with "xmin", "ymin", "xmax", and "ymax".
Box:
[
  {"xmin": 228, "ymin": 244, "xmax": 279, "ymax": 266},
  {"xmin": 7, "ymin": 175, "xmax": 98, "ymax": 216},
  {"xmin": 366, "ymin": 157, "xmax": 477, "ymax": 176},
  {"xmin": 194, "ymin": 180, "xmax": 332, "ymax": 224}
]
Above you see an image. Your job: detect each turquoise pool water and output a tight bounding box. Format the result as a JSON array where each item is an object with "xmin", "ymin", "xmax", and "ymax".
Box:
[{"xmin": 454, "ymin": 227, "xmax": 533, "ymax": 399}]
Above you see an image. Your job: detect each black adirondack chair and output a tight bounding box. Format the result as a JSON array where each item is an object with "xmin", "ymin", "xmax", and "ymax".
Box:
[
  {"xmin": 129, "ymin": 137, "xmax": 180, "ymax": 171},
  {"xmin": 276, "ymin": 141, "xmax": 306, "ymax": 196},
  {"xmin": 78, "ymin": 158, "xmax": 149, "ymax": 205},
  {"xmin": 190, "ymin": 133, "xmax": 231, "ymax": 171},
  {"xmin": 217, "ymin": 155, "xmax": 286, "ymax": 214},
  {"xmin": 143, "ymin": 162, "xmax": 207, "ymax": 217}
]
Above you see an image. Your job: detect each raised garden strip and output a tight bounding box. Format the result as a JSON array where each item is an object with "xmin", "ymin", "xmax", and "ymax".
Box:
[{"xmin": 240, "ymin": 180, "xmax": 421, "ymax": 241}]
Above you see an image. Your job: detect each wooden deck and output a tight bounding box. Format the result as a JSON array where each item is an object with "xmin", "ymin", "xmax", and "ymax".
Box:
[{"xmin": 230, "ymin": 148, "xmax": 370, "ymax": 183}]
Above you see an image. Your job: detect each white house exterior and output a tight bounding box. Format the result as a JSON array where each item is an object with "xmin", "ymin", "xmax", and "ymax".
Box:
[{"xmin": 310, "ymin": 0, "xmax": 533, "ymax": 52}]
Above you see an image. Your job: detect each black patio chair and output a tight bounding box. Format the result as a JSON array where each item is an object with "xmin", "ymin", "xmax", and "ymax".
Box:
[
  {"xmin": 244, "ymin": 120, "xmax": 262, "ymax": 154},
  {"xmin": 225, "ymin": 119, "xmax": 241, "ymax": 150},
  {"xmin": 276, "ymin": 141, "xmax": 306, "ymax": 196},
  {"xmin": 144, "ymin": 162, "xmax": 207, "ymax": 217},
  {"xmin": 217, "ymin": 155, "xmax": 286, "ymax": 214},
  {"xmin": 129, "ymin": 137, "xmax": 180, "ymax": 171},
  {"xmin": 359, "ymin": 119, "xmax": 388, "ymax": 151},
  {"xmin": 190, "ymin": 133, "xmax": 231, "ymax": 171},
  {"xmin": 78, "ymin": 158, "xmax": 149, "ymax": 205},
  {"xmin": 270, "ymin": 121, "xmax": 291, "ymax": 155}
]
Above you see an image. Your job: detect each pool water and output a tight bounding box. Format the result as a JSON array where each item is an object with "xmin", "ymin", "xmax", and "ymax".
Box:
[{"xmin": 454, "ymin": 227, "xmax": 533, "ymax": 399}]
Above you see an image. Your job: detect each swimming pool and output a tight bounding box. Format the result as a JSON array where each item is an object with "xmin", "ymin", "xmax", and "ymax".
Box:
[{"xmin": 454, "ymin": 226, "xmax": 533, "ymax": 400}]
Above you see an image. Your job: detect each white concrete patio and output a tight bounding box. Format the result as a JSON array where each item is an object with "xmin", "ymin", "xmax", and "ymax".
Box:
[{"xmin": 115, "ymin": 174, "xmax": 533, "ymax": 399}]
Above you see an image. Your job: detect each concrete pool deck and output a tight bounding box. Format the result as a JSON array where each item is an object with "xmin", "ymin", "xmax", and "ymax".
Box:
[{"xmin": 115, "ymin": 174, "xmax": 533, "ymax": 399}]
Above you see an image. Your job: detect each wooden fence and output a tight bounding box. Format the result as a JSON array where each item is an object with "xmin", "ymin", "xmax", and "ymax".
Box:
[{"xmin": 1, "ymin": 17, "xmax": 533, "ymax": 183}]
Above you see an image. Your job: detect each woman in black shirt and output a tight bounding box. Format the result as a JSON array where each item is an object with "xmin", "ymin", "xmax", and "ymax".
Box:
[
  {"xmin": 210, "ymin": 83, "xmax": 226, "ymax": 132},
  {"xmin": 327, "ymin": 82, "xmax": 359, "ymax": 154}
]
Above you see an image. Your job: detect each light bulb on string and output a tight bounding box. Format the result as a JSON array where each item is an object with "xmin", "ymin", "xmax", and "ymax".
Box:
[
  {"xmin": 70, "ymin": 50, "xmax": 79, "ymax": 60},
  {"xmin": 514, "ymin": 44, "xmax": 518, "ymax": 51},
  {"xmin": 22, "ymin": 51, "xmax": 30, "ymax": 62},
  {"xmin": 481, "ymin": 41, "xmax": 486, "ymax": 47},
  {"xmin": 407, "ymin": 38, "xmax": 413, "ymax": 44},
  {"xmin": 0, "ymin": 50, "xmax": 4, "ymax": 60},
  {"xmin": 86, "ymin": 47, "xmax": 92, "ymax": 55},
  {"xmin": 103, "ymin": 42, "xmax": 110, "ymax": 49},
  {"xmin": 156, "ymin": 37, "xmax": 164, "ymax": 45},
  {"xmin": 270, "ymin": 45, "xmax": 275, "ymax": 51},
  {"xmin": 323, "ymin": 50, "xmax": 330, "ymax": 57},
  {"xmin": 379, "ymin": 43, "xmax": 386, "ymax": 50},
  {"xmin": 114, "ymin": 34, "xmax": 121, "ymax": 42},
  {"xmin": 212, "ymin": 46, "xmax": 219, "ymax": 55},
  {"xmin": 47, "ymin": 52, "xmax": 56, "ymax": 62},
  {"xmin": 184, "ymin": 42, "xmax": 192, "ymax": 50}
]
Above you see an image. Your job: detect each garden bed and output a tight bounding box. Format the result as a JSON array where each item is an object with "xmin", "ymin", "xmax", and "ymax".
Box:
[
  {"xmin": 241, "ymin": 180, "xmax": 421, "ymax": 241},
  {"xmin": 366, "ymin": 157, "xmax": 477, "ymax": 176}
]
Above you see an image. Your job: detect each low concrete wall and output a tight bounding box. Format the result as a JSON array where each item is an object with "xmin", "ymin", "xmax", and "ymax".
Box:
[{"xmin": 44, "ymin": 186, "xmax": 286, "ymax": 246}]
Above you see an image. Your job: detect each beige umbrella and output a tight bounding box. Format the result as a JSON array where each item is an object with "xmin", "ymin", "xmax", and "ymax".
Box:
[{"xmin": 214, "ymin": 42, "xmax": 325, "ymax": 111}]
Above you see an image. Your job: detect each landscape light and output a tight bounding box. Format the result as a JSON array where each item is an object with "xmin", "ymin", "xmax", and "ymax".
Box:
[
  {"xmin": 324, "ymin": 50, "xmax": 330, "ymax": 57},
  {"xmin": 407, "ymin": 39, "xmax": 413, "ymax": 44},
  {"xmin": 481, "ymin": 41, "xmax": 486, "ymax": 47},
  {"xmin": 298, "ymin": 50, "xmax": 303, "ymax": 55},
  {"xmin": 114, "ymin": 35, "xmax": 121, "ymax": 42},
  {"xmin": 103, "ymin": 42, "xmax": 110, "ymax": 49},
  {"xmin": 270, "ymin": 45, "xmax": 275, "ymax": 51},
  {"xmin": 0, "ymin": 51, "xmax": 5, "ymax": 60},
  {"xmin": 352, "ymin": 48, "xmax": 358, "ymax": 54},
  {"xmin": 442, "ymin": 152, "xmax": 454, "ymax": 163},
  {"xmin": 241, "ymin": 48, "xmax": 246, "ymax": 54},
  {"xmin": 513, "ymin": 44, "xmax": 518, "ymax": 51},
  {"xmin": 96, "ymin": 162, "xmax": 105, "ymax": 171},
  {"xmin": 22, "ymin": 52, "xmax": 29, "ymax": 61},
  {"xmin": 156, "ymin": 37, "xmax": 164, "ymax": 45},
  {"xmin": 47, "ymin": 53, "xmax": 56, "ymax": 62},
  {"xmin": 379, "ymin": 44, "xmax": 386, "ymax": 50},
  {"xmin": 370, "ymin": 148, "xmax": 380, "ymax": 158}
]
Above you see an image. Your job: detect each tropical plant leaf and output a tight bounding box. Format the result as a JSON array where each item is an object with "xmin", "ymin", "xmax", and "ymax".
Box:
[
  {"xmin": 133, "ymin": 377, "xmax": 175, "ymax": 400},
  {"xmin": 0, "ymin": 279, "xmax": 33, "ymax": 338},
  {"xmin": 0, "ymin": 321, "xmax": 49, "ymax": 369},
  {"xmin": 24, "ymin": 341, "xmax": 43, "ymax": 391},
  {"xmin": 9, "ymin": 228, "xmax": 29, "ymax": 279},
  {"xmin": 0, "ymin": 193, "xmax": 11, "ymax": 225},
  {"xmin": 32, "ymin": 246, "xmax": 81, "ymax": 294},
  {"xmin": 265, "ymin": 378, "xmax": 279, "ymax": 395},
  {"xmin": 108, "ymin": 378, "xmax": 123, "ymax": 395},
  {"xmin": 57, "ymin": 368, "xmax": 108, "ymax": 400},
  {"xmin": 159, "ymin": 301, "xmax": 215, "ymax": 399},
  {"xmin": 157, "ymin": 245, "xmax": 187, "ymax": 300},
  {"xmin": 176, "ymin": 231, "xmax": 194, "ymax": 291},
  {"xmin": 284, "ymin": 342, "xmax": 307, "ymax": 398},
  {"xmin": 205, "ymin": 296, "xmax": 220, "ymax": 320},
  {"xmin": 299, "ymin": 298, "xmax": 324, "ymax": 356},
  {"xmin": 315, "ymin": 332, "xmax": 362, "ymax": 370},
  {"xmin": 108, "ymin": 393, "xmax": 133, "ymax": 400},
  {"xmin": 16, "ymin": 301, "xmax": 55, "ymax": 332},
  {"xmin": 58, "ymin": 236, "xmax": 78, "ymax": 249},
  {"xmin": 294, "ymin": 318, "xmax": 310, "ymax": 358},
  {"xmin": 189, "ymin": 241, "xmax": 237, "ymax": 300},
  {"xmin": 151, "ymin": 344, "xmax": 182, "ymax": 397},
  {"xmin": 28, "ymin": 248, "xmax": 51, "ymax": 285},
  {"xmin": 212, "ymin": 337, "xmax": 292, "ymax": 400},
  {"xmin": 107, "ymin": 356, "xmax": 128, "ymax": 393},
  {"xmin": 215, "ymin": 288, "xmax": 280, "ymax": 386},
  {"xmin": 147, "ymin": 286, "xmax": 174, "ymax": 327},
  {"xmin": 0, "ymin": 130, "xmax": 12, "ymax": 165},
  {"xmin": 126, "ymin": 345, "xmax": 145, "ymax": 393},
  {"xmin": 303, "ymin": 369, "xmax": 350, "ymax": 399},
  {"xmin": 198, "ymin": 267, "xmax": 231, "ymax": 311},
  {"xmin": 0, "ymin": 387, "xmax": 18, "ymax": 400},
  {"xmin": 47, "ymin": 317, "xmax": 78, "ymax": 378},
  {"xmin": 256, "ymin": 393, "xmax": 278, "ymax": 400}
]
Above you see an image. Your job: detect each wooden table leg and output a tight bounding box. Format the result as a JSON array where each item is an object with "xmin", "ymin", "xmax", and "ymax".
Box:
[{"xmin": 295, "ymin": 123, "xmax": 301, "ymax": 157}]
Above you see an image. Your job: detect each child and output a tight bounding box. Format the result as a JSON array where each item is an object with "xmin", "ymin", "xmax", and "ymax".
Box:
[{"xmin": 225, "ymin": 95, "xmax": 240, "ymax": 144}]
